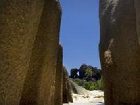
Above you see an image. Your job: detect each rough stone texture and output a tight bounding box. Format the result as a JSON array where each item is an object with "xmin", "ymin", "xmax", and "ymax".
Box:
[
  {"xmin": 135, "ymin": 0, "xmax": 140, "ymax": 45},
  {"xmin": 0, "ymin": 0, "xmax": 44, "ymax": 105},
  {"xmin": 54, "ymin": 45, "xmax": 63, "ymax": 105},
  {"xmin": 99, "ymin": 0, "xmax": 140, "ymax": 105},
  {"xmin": 37, "ymin": 1, "xmax": 61, "ymax": 105},
  {"xmin": 20, "ymin": 0, "xmax": 62, "ymax": 105},
  {"xmin": 69, "ymin": 79, "xmax": 90, "ymax": 96},
  {"xmin": 63, "ymin": 67, "xmax": 73, "ymax": 103}
]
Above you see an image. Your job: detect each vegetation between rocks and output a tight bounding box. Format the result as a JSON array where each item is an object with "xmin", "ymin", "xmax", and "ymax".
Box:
[{"xmin": 69, "ymin": 64, "xmax": 104, "ymax": 91}]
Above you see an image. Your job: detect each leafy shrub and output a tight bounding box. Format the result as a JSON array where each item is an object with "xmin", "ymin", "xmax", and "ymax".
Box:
[
  {"xmin": 73, "ymin": 78, "xmax": 104, "ymax": 91},
  {"xmin": 97, "ymin": 77, "xmax": 104, "ymax": 90},
  {"xmin": 83, "ymin": 81, "xmax": 99, "ymax": 90},
  {"xmin": 74, "ymin": 79, "xmax": 85, "ymax": 86}
]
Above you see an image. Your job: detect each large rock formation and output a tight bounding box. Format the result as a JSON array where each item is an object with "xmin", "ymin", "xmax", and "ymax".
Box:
[
  {"xmin": 63, "ymin": 67, "xmax": 73, "ymax": 103},
  {"xmin": 0, "ymin": 0, "xmax": 65, "ymax": 105},
  {"xmin": 54, "ymin": 45, "xmax": 63, "ymax": 105},
  {"xmin": 99, "ymin": 0, "xmax": 140, "ymax": 105},
  {"xmin": 0, "ymin": 1, "xmax": 44, "ymax": 105},
  {"xmin": 20, "ymin": 0, "xmax": 61, "ymax": 105}
]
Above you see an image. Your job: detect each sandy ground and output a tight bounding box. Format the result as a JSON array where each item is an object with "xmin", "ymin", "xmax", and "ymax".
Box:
[{"xmin": 63, "ymin": 90, "xmax": 104, "ymax": 105}]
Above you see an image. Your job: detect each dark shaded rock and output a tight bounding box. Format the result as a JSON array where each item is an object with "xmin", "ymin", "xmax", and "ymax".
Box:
[
  {"xmin": 99, "ymin": 0, "xmax": 140, "ymax": 105},
  {"xmin": 135, "ymin": 0, "xmax": 140, "ymax": 45},
  {"xmin": 63, "ymin": 67, "xmax": 73, "ymax": 103},
  {"xmin": 54, "ymin": 45, "xmax": 63, "ymax": 105}
]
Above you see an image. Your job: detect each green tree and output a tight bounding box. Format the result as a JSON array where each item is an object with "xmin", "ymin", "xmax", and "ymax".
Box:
[{"xmin": 85, "ymin": 68, "xmax": 92, "ymax": 77}]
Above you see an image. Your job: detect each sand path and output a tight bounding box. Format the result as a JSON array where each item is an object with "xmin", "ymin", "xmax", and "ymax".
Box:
[{"xmin": 63, "ymin": 90, "xmax": 104, "ymax": 105}]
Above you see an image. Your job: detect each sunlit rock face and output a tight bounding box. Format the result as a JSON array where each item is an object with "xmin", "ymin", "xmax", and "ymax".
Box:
[
  {"xmin": 20, "ymin": 0, "xmax": 61, "ymax": 105},
  {"xmin": 0, "ymin": 0, "xmax": 62, "ymax": 105},
  {"xmin": 0, "ymin": 0, "xmax": 44, "ymax": 105},
  {"xmin": 99, "ymin": 0, "xmax": 140, "ymax": 105}
]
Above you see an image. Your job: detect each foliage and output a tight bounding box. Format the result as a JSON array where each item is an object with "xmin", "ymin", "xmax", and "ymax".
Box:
[
  {"xmin": 70, "ymin": 68, "xmax": 79, "ymax": 78},
  {"xmin": 70, "ymin": 64, "xmax": 101, "ymax": 81},
  {"xmin": 73, "ymin": 79, "xmax": 85, "ymax": 86},
  {"xmin": 70, "ymin": 64, "xmax": 103, "ymax": 91},
  {"xmin": 96, "ymin": 77, "xmax": 104, "ymax": 90},
  {"xmin": 85, "ymin": 67, "xmax": 93, "ymax": 77},
  {"xmin": 84, "ymin": 81, "xmax": 98, "ymax": 90},
  {"xmin": 73, "ymin": 78, "xmax": 104, "ymax": 91}
]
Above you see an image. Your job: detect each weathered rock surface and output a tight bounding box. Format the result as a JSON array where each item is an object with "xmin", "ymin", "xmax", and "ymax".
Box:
[
  {"xmin": 20, "ymin": 0, "xmax": 61, "ymax": 105},
  {"xmin": 63, "ymin": 67, "xmax": 73, "ymax": 103},
  {"xmin": 0, "ymin": 0, "xmax": 44, "ymax": 105},
  {"xmin": 37, "ymin": 1, "xmax": 61, "ymax": 105},
  {"xmin": 99, "ymin": 0, "xmax": 140, "ymax": 105},
  {"xmin": 54, "ymin": 45, "xmax": 63, "ymax": 105},
  {"xmin": 0, "ymin": 0, "xmax": 64, "ymax": 105}
]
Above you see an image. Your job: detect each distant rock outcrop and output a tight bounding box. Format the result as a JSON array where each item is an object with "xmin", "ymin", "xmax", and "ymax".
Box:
[{"xmin": 99, "ymin": 0, "xmax": 140, "ymax": 105}]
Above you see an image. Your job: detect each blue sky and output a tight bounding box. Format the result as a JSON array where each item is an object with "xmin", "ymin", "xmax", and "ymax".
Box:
[{"xmin": 60, "ymin": 0, "xmax": 100, "ymax": 71}]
